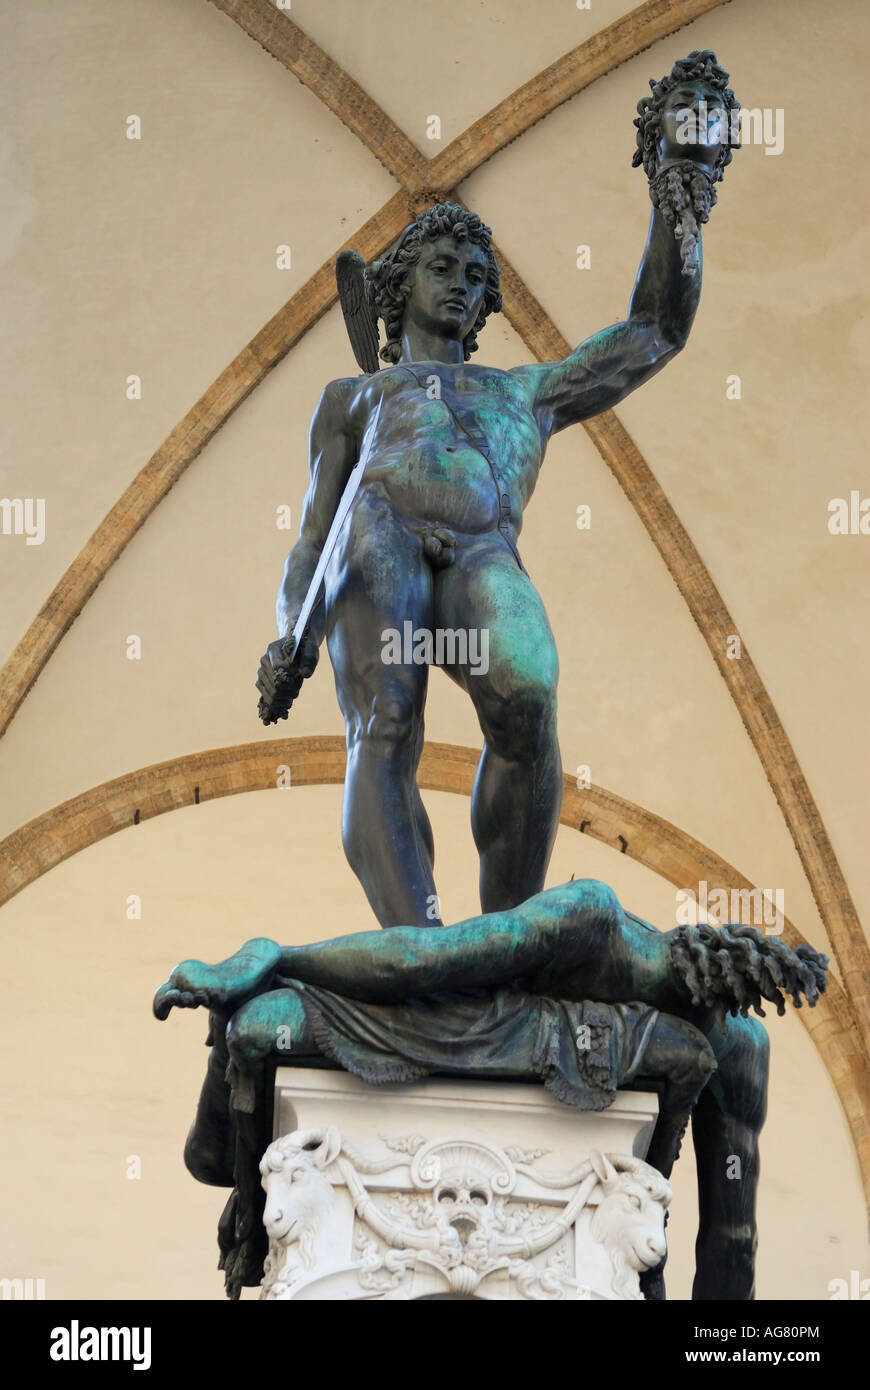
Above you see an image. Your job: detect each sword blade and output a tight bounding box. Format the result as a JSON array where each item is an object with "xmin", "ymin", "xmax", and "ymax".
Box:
[{"xmin": 289, "ymin": 394, "xmax": 384, "ymax": 654}]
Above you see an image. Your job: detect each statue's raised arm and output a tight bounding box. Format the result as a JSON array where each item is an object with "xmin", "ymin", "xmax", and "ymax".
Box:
[{"xmin": 513, "ymin": 49, "xmax": 740, "ymax": 436}]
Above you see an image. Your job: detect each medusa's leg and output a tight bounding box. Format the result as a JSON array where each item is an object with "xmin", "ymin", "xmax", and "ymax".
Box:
[
  {"xmin": 225, "ymin": 989, "xmax": 319, "ymax": 1067},
  {"xmin": 182, "ymin": 992, "xmax": 316, "ymax": 1191},
  {"xmin": 155, "ymin": 881, "xmax": 675, "ymax": 1018},
  {"xmin": 691, "ymin": 1013, "xmax": 769, "ymax": 1301},
  {"xmin": 633, "ymin": 1013, "xmax": 718, "ymax": 1302},
  {"xmin": 641, "ymin": 1015, "xmax": 719, "ymax": 1181},
  {"xmin": 183, "ymin": 1012, "xmax": 236, "ymax": 1187},
  {"xmin": 154, "ymin": 902, "xmax": 570, "ymax": 1019},
  {"xmin": 214, "ymin": 992, "xmax": 321, "ymax": 1298}
]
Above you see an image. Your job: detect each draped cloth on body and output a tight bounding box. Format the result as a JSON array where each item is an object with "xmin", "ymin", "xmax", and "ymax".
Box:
[{"xmin": 274, "ymin": 978, "xmax": 660, "ymax": 1109}]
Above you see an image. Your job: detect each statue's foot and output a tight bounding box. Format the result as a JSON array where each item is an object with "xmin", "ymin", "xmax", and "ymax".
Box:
[
  {"xmin": 153, "ymin": 960, "xmax": 226, "ymax": 1020},
  {"xmin": 153, "ymin": 938, "xmax": 282, "ymax": 1020},
  {"xmin": 221, "ymin": 1237, "xmax": 266, "ymax": 1300},
  {"xmin": 218, "ymin": 1193, "xmax": 267, "ymax": 1299}
]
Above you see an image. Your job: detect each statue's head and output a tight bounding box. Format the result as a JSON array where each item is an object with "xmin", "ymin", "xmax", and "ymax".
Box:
[
  {"xmin": 633, "ymin": 50, "xmax": 740, "ymax": 182},
  {"xmin": 366, "ymin": 202, "xmax": 502, "ymax": 363}
]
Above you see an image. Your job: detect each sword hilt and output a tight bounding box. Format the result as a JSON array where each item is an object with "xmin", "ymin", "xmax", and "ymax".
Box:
[{"xmin": 281, "ymin": 625, "xmax": 310, "ymax": 666}]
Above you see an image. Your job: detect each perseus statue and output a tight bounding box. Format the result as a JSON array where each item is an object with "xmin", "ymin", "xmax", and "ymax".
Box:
[
  {"xmin": 255, "ymin": 50, "xmax": 741, "ymax": 930},
  {"xmin": 198, "ymin": 50, "xmax": 776, "ymax": 1301}
]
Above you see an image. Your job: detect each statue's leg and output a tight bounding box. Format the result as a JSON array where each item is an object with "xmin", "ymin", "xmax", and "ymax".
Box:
[
  {"xmin": 691, "ymin": 1013, "xmax": 769, "ymax": 1300},
  {"xmin": 225, "ymin": 988, "xmax": 319, "ymax": 1067},
  {"xmin": 325, "ymin": 490, "xmax": 438, "ymax": 927},
  {"xmin": 280, "ymin": 879, "xmax": 635, "ymax": 1003},
  {"xmin": 633, "ymin": 1014, "xmax": 718, "ymax": 1302},
  {"xmin": 183, "ymin": 1011, "xmax": 236, "ymax": 1187},
  {"xmin": 435, "ymin": 537, "xmax": 562, "ymax": 912},
  {"xmin": 158, "ymin": 888, "xmax": 681, "ymax": 1015},
  {"xmin": 639, "ymin": 1015, "xmax": 718, "ymax": 1181},
  {"xmin": 183, "ymin": 994, "xmax": 319, "ymax": 1235},
  {"xmin": 213, "ymin": 990, "xmax": 322, "ymax": 1298}
]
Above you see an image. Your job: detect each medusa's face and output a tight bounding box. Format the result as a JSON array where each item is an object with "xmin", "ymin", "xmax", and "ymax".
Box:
[{"xmin": 657, "ymin": 78, "xmax": 728, "ymax": 170}]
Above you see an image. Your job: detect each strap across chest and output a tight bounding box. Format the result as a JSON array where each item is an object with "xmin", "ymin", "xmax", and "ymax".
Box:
[{"xmin": 396, "ymin": 365, "xmax": 527, "ymax": 575}]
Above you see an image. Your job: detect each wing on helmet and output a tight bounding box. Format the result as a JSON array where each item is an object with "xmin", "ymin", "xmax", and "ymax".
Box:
[{"xmin": 336, "ymin": 249, "xmax": 380, "ymax": 374}]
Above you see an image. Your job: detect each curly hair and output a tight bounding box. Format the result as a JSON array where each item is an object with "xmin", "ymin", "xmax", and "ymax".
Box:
[
  {"xmin": 632, "ymin": 49, "xmax": 741, "ymax": 182},
  {"xmin": 365, "ymin": 202, "xmax": 502, "ymax": 364},
  {"xmin": 668, "ymin": 921, "xmax": 828, "ymax": 1032}
]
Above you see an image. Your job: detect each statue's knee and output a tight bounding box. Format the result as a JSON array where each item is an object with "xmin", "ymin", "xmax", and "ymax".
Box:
[
  {"xmin": 359, "ymin": 685, "xmax": 419, "ymax": 749},
  {"xmin": 184, "ymin": 1128, "xmax": 231, "ymax": 1186},
  {"xmin": 226, "ymin": 1000, "xmax": 282, "ymax": 1065},
  {"xmin": 591, "ymin": 879, "xmax": 621, "ymax": 927},
  {"xmin": 667, "ymin": 1024, "xmax": 718, "ymax": 1093},
  {"xmin": 482, "ymin": 679, "xmax": 557, "ymax": 760},
  {"xmin": 566, "ymin": 878, "xmax": 621, "ymax": 932},
  {"xmin": 183, "ymin": 1131, "xmax": 209, "ymax": 1182}
]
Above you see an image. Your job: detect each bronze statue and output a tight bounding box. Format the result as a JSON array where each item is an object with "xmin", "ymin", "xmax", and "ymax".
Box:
[
  {"xmin": 154, "ymin": 878, "xmax": 827, "ymax": 1299},
  {"xmin": 256, "ymin": 51, "xmax": 740, "ymax": 931},
  {"xmin": 158, "ymin": 54, "xmax": 805, "ymax": 1304}
]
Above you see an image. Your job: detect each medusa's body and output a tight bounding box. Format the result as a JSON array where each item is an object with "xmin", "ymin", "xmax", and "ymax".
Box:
[{"xmin": 157, "ymin": 878, "xmax": 826, "ymax": 1299}]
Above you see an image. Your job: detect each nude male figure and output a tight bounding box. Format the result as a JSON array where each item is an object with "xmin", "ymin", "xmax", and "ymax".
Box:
[{"xmin": 255, "ymin": 54, "xmax": 737, "ymax": 927}]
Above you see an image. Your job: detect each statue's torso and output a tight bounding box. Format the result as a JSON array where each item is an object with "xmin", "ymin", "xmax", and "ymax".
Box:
[{"xmin": 347, "ymin": 363, "xmax": 544, "ymax": 535}]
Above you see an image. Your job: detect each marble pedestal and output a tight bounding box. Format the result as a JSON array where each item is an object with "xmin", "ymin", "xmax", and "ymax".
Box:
[{"xmin": 258, "ymin": 1068, "xmax": 670, "ymax": 1301}]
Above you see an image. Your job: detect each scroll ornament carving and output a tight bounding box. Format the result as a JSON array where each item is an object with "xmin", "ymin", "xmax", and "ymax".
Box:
[{"xmin": 260, "ymin": 1128, "xmax": 670, "ymax": 1300}]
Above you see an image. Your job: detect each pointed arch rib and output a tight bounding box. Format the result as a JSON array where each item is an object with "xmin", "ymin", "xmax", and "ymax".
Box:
[
  {"xmin": 429, "ymin": 0, "xmax": 732, "ymax": 189},
  {"xmin": 208, "ymin": 0, "xmax": 733, "ymax": 194},
  {"xmin": 206, "ymin": 0, "xmax": 426, "ymax": 188}
]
